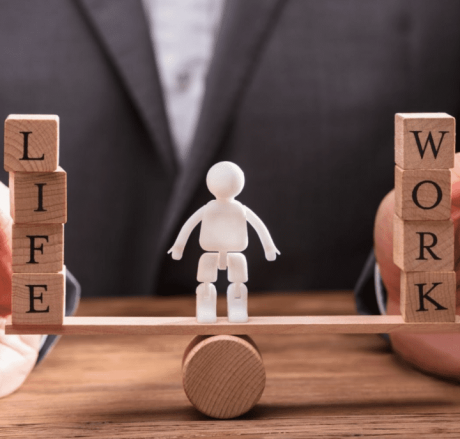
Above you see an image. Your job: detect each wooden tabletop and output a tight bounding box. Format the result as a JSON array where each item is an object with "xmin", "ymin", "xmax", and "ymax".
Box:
[{"xmin": 2, "ymin": 291, "xmax": 460, "ymax": 438}]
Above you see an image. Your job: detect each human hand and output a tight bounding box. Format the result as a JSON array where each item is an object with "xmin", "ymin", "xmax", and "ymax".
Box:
[
  {"xmin": 168, "ymin": 245, "xmax": 184, "ymax": 260},
  {"xmin": 265, "ymin": 246, "xmax": 280, "ymax": 261},
  {"xmin": 0, "ymin": 182, "xmax": 41, "ymax": 397},
  {"xmin": 374, "ymin": 153, "xmax": 460, "ymax": 381}
]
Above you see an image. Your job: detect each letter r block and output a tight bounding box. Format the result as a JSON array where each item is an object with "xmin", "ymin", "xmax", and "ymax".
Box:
[
  {"xmin": 12, "ymin": 224, "xmax": 64, "ymax": 273},
  {"xmin": 394, "ymin": 165, "xmax": 451, "ymax": 220},
  {"xmin": 393, "ymin": 215, "xmax": 454, "ymax": 272},
  {"xmin": 12, "ymin": 269, "xmax": 66, "ymax": 325},
  {"xmin": 395, "ymin": 113, "xmax": 455, "ymax": 170},
  {"xmin": 401, "ymin": 271, "xmax": 456, "ymax": 322},
  {"xmin": 4, "ymin": 115, "xmax": 59, "ymax": 172},
  {"xmin": 9, "ymin": 167, "xmax": 67, "ymax": 224}
]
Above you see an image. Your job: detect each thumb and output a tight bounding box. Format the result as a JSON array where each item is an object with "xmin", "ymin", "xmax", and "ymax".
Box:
[{"xmin": 0, "ymin": 182, "xmax": 41, "ymax": 398}]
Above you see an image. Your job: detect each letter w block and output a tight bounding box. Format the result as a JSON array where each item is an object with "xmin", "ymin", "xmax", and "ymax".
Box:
[
  {"xmin": 395, "ymin": 113, "xmax": 455, "ymax": 170},
  {"xmin": 401, "ymin": 271, "xmax": 456, "ymax": 322}
]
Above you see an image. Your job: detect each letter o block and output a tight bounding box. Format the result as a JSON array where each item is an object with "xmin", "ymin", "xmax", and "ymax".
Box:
[
  {"xmin": 12, "ymin": 269, "xmax": 65, "ymax": 325},
  {"xmin": 394, "ymin": 166, "xmax": 451, "ymax": 220},
  {"xmin": 4, "ymin": 115, "xmax": 59, "ymax": 172}
]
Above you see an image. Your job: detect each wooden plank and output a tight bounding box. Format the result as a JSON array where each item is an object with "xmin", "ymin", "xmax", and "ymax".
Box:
[
  {"xmin": 4, "ymin": 114, "xmax": 59, "ymax": 172},
  {"xmin": 5, "ymin": 314, "xmax": 460, "ymax": 335},
  {"xmin": 401, "ymin": 271, "xmax": 456, "ymax": 322},
  {"xmin": 9, "ymin": 167, "xmax": 67, "ymax": 224},
  {"xmin": 393, "ymin": 214, "xmax": 454, "ymax": 272},
  {"xmin": 12, "ymin": 224, "xmax": 64, "ymax": 273},
  {"xmin": 395, "ymin": 113, "xmax": 455, "ymax": 170},
  {"xmin": 394, "ymin": 165, "xmax": 451, "ymax": 220}
]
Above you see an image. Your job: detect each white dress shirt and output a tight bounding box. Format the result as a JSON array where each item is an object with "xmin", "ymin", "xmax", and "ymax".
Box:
[{"xmin": 142, "ymin": 0, "xmax": 225, "ymax": 165}]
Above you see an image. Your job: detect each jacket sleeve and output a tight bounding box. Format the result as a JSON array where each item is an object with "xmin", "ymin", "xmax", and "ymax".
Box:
[{"xmin": 354, "ymin": 249, "xmax": 388, "ymax": 316}]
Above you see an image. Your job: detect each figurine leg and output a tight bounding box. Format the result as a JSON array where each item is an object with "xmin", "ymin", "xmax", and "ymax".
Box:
[
  {"xmin": 196, "ymin": 253, "xmax": 219, "ymax": 323},
  {"xmin": 227, "ymin": 253, "xmax": 249, "ymax": 323}
]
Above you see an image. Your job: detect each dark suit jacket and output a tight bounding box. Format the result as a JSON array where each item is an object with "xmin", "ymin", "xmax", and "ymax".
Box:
[{"xmin": 1, "ymin": 0, "xmax": 460, "ymax": 298}]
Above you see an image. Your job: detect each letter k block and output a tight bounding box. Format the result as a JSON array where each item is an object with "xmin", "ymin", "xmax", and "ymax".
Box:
[{"xmin": 401, "ymin": 271, "xmax": 456, "ymax": 322}]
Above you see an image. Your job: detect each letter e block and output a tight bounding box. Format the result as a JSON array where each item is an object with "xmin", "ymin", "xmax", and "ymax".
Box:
[
  {"xmin": 395, "ymin": 113, "xmax": 455, "ymax": 170},
  {"xmin": 401, "ymin": 271, "xmax": 456, "ymax": 322},
  {"xmin": 394, "ymin": 166, "xmax": 451, "ymax": 220},
  {"xmin": 12, "ymin": 224, "xmax": 64, "ymax": 273},
  {"xmin": 10, "ymin": 167, "xmax": 67, "ymax": 224},
  {"xmin": 4, "ymin": 115, "xmax": 59, "ymax": 172},
  {"xmin": 393, "ymin": 215, "xmax": 453, "ymax": 272},
  {"xmin": 12, "ymin": 269, "xmax": 66, "ymax": 325}
]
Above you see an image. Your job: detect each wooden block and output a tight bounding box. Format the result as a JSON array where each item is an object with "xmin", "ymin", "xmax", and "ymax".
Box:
[
  {"xmin": 9, "ymin": 167, "xmax": 67, "ymax": 224},
  {"xmin": 182, "ymin": 335, "xmax": 265, "ymax": 419},
  {"xmin": 5, "ymin": 314, "xmax": 460, "ymax": 335},
  {"xmin": 4, "ymin": 115, "xmax": 59, "ymax": 172},
  {"xmin": 394, "ymin": 165, "xmax": 451, "ymax": 220},
  {"xmin": 12, "ymin": 224, "xmax": 64, "ymax": 273},
  {"xmin": 12, "ymin": 268, "xmax": 66, "ymax": 325},
  {"xmin": 395, "ymin": 113, "xmax": 455, "ymax": 170},
  {"xmin": 401, "ymin": 271, "xmax": 456, "ymax": 322},
  {"xmin": 393, "ymin": 214, "xmax": 454, "ymax": 271}
]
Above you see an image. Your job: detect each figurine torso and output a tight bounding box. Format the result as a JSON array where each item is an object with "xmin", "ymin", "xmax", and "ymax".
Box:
[{"xmin": 199, "ymin": 200, "xmax": 248, "ymax": 252}]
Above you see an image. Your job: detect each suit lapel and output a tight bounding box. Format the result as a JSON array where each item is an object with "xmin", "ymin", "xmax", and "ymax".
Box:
[
  {"xmin": 77, "ymin": 0, "xmax": 177, "ymax": 173},
  {"xmin": 158, "ymin": 0, "xmax": 287, "ymax": 253}
]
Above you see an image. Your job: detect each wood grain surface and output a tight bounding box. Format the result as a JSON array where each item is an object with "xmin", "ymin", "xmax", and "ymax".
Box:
[{"xmin": 2, "ymin": 291, "xmax": 460, "ymax": 438}]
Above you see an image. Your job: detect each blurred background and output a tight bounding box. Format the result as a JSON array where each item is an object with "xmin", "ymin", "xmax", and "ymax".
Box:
[{"xmin": 0, "ymin": 0, "xmax": 459, "ymax": 299}]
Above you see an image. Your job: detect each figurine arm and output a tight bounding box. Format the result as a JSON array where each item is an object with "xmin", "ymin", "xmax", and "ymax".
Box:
[
  {"xmin": 168, "ymin": 206, "xmax": 205, "ymax": 260},
  {"xmin": 245, "ymin": 207, "xmax": 280, "ymax": 261}
]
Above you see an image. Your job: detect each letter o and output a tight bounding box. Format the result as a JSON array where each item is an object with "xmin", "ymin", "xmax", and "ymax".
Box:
[{"xmin": 412, "ymin": 180, "xmax": 442, "ymax": 210}]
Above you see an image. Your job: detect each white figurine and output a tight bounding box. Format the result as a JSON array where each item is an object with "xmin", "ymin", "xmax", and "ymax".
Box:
[{"xmin": 168, "ymin": 161, "xmax": 280, "ymax": 323}]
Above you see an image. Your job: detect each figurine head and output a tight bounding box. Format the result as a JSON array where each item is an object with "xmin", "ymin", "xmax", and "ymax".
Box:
[{"xmin": 206, "ymin": 161, "xmax": 245, "ymax": 200}]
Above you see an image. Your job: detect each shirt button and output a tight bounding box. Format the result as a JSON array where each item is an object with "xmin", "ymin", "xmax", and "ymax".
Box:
[{"xmin": 177, "ymin": 71, "xmax": 190, "ymax": 92}]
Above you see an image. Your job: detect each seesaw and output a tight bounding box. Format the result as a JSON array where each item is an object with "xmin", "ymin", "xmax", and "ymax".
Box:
[{"xmin": 3, "ymin": 113, "xmax": 459, "ymax": 419}]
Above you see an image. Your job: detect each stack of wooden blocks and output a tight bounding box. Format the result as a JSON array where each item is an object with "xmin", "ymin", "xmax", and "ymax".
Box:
[
  {"xmin": 4, "ymin": 115, "xmax": 66, "ymax": 326},
  {"xmin": 394, "ymin": 113, "xmax": 456, "ymax": 322}
]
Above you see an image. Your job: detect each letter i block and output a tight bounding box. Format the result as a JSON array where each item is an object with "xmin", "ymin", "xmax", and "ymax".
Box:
[
  {"xmin": 12, "ymin": 224, "xmax": 64, "ymax": 273},
  {"xmin": 395, "ymin": 113, "xmax": 455, "ymax": 170},
  {"xmin": 12, "ymin": 268, "xmax": 66, "ymax": 325},
  {"xmin": 394, "ymin": 165, "xmax": 451, "ymax": 220},
  {"xmin": 9, "ymin": 167, "xmax": 67, "ymax": 224},
  {"xmin": 401, "ymin": 271, "xmax": 456, "ymax": 322},
  {"xmin": 393, "ymin": 214, "xmax": 454, "ymax": 272},
  {"xmin": 4, "ymin": 115, "xmax": 59, "ymax": 172}
]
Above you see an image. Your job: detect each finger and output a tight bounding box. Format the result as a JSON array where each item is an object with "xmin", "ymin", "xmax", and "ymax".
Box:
[
  {"xmin": 0, "ymin": 195, "xmax": 12, "ymax": 318},
  {"xmin": 373, "ymin": 190, "xmax": 400, "ymax": 304}
]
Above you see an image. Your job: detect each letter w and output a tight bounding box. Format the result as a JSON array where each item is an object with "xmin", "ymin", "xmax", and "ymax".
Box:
[{"xmin": 410, "ymin": 131, "xmax": 448, "ymax": 159}]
